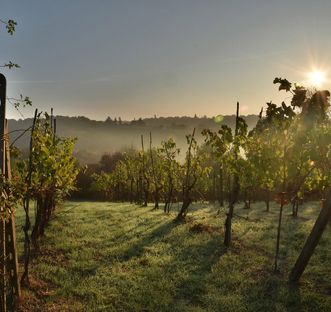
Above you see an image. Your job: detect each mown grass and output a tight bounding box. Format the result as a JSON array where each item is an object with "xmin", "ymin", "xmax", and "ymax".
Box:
[{"xmin": 16, "ymin": 201, "xmax": 331, "ymax": 312}]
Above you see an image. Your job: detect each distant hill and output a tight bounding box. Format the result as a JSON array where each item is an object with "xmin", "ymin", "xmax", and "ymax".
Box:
[{"xmin": 8, "ymin": 115, "xmax": 259, "ymax": 164}]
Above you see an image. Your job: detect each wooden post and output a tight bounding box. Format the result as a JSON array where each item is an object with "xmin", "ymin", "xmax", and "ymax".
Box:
[
  {"xmin": 21, "ymin": 108, "xmax": 38, "ymax": 287},
  {"xmin": 141, "ymin": 135, "xmax": 148, "ymax": 206},
  {"xmin": 0, "ymin": 73, "xmax": 7, "ymax": 312},
  {"xmin": 224, "ymin": 102, "xmax": 240, "ymax": 247},
  {"xmin": 149, "ymin": 132, "xmax": 158, "ymax": 209},
  {"xmin": 0, "ymin": 74, "xmax": 21, "ymax": 311},
  {"xmin": 274, "ymin": 192, "xmax": 286, "ymax": 272},
  {"xmin": 4, "ymin": 120, "xmax": 20, "ymax": 310},
  {"xmin": 289, "ymin": 189, "xmax": 331, "ymax": 282},
  {"xmin": 274, "ymin": 130, "xmax": 288, "ymax": 272},
  {"xmin": 50, "ymin": 108, "xmax": 53, "ymax": 131},
  {"xmin": 177, "ymin": 128, "xmax": 196, "ymax": 220},
  {"xmin": 219, "ymin": 164, "xmax": 224, "ymax": 207}
]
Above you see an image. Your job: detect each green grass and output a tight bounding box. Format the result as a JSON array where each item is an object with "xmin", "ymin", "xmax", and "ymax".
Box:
[{"xmin": 16, "ymin": 201, "xmax": 331, "ymax": 312}]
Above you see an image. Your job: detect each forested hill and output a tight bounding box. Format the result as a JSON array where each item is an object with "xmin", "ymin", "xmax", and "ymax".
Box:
[{"xmin": 8, "ymin": 114, "xmax": 259, "ymax": 164}]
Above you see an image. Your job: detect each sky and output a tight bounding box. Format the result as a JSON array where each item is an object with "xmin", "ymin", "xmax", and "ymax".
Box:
[{"xmin": 1, "ymin": 0, "xmax": 331, "ymax": 120}]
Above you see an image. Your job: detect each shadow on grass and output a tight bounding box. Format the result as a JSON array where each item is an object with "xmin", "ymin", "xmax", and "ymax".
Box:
[
  {"xmin": 90, "ymin": 204, "xmax": 154, "ymax": 228},
  {"xmin": 172, "ymin": 235, "xmax": 227, "ymax": 306},
  {"xmin": 118, "ymin": 218, "xmax": 227, "ymax": 309},
  {"xmin": 244, "ymin": 274, "xmax": 302, "ymax": 312},
  {"xmin": 120, "ymin": 220, "xmax": 179, "ymax": 261},
  {"xmin": 235, "ymin": 202, "xmax": 306, "ymax": 311}
]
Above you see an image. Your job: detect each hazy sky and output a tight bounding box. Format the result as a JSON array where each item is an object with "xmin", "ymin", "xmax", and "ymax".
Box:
[{"xmin": 1, "ymin": 0, "xmax": 331, "ymax": 120}]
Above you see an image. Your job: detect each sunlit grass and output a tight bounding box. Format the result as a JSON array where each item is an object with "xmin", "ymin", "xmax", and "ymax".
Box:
[{"xmin": 16, "ymin": 201, "xmax": 331, "ymax": 312}]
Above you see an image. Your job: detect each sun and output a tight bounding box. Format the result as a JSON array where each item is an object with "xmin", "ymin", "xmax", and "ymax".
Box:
[{"xmin": 307, "ymin": 70, "xmax": 327, "ymax": 87}]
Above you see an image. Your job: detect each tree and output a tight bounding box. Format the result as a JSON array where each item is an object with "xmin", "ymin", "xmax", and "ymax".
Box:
[
  {"xmin": 91, "ymin": 171, "xmax": 113, "ymax": 200},
  {"xmin": 149, "ymin": 133, "xmax": 164, "ymax": 209},
  {"xmin": 122, "ymin": 149, "xmax": 141, "ymax": 203},
  {"xmin": 158, "ymin": 138, "xmax": 180, "ymax": 213},
  {"xmin": 224, "ymin": 102, "xmax": 248, "ymax": 247},
  {"xmin": 140, "ymin": 135, "xmax": 150, "ymax": 206},
  {"xmin": 16, "ymin": 113, "xmax": 79, "ymax": 285},
  {"xmin": 202, "ymin": 124, "xmax": 233, "ymax": 207},
  {"xmin": 177, "ymin": 129, "xmax": 210, "ymax": 220}
]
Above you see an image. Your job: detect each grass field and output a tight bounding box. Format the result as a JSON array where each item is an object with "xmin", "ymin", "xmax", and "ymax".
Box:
[{"xmin": 17, "ymin": 201, "xmax": 331, "ymax": 312}]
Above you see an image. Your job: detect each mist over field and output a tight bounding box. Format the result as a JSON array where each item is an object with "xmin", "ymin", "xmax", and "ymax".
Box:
[{"xmin": 9, "ymin": 114, "xmax": 259, "ymax": 163}]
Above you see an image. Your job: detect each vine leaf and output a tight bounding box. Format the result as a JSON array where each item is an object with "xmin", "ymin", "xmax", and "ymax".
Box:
[{"xmin": 273, "ymin": 77, "xmax": 292, "ymax": 92}]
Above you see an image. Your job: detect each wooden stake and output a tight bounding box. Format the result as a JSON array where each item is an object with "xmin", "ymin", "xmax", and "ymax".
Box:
[
  {"xmin": 224, "ymin": 102, "xmax": 240, "ymax": 247},
  {"xmin": 4, "ymin": 120, "xmax": 20, "ymax": 310},
  {"xmin": 0, "ymin": 74, "xmax": 21, "ymax": 311},
  {"xmin": 0, "ymin": 73, "xmax": 7, "ymax": 312},
  {"xmin": 289, "ymin": 189, "xmax": 331, "ymax": 282},
  {"xmin": 21, "ymin": 108, "xmax": 38, "ymax": 286}
]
